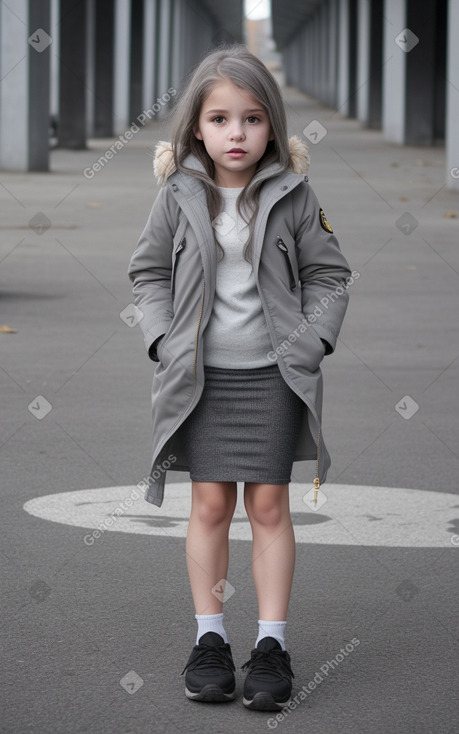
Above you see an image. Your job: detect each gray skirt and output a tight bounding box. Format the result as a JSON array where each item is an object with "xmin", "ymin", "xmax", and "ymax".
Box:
[{"xmin": 178, "ymin": 363, "xmax": 304, "ymax": 484}]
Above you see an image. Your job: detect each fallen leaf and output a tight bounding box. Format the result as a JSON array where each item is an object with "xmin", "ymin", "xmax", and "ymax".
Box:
[
  {"xmin": 443, "ymin": 211, "xmax": 457, "ymax": 218},
  {"xmin": 0, "ymin": 325, "xmax": 17, "ymax": 333}
]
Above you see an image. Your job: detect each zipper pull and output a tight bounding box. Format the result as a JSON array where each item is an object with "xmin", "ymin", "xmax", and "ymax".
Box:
[
  {"xmin": 275, "ymin": 237, "xmax": 297, "ymax": 291},
  {"xmin": 171, "ymin": 238, "xmax": 186, "ymax": 298},
  {"xmin": 175, "ymin": 237, "xmax": 186, "ymax": 253},
  {"xmin": 313, "ymin": 476, "xmax": 320, "ymax": 505}
]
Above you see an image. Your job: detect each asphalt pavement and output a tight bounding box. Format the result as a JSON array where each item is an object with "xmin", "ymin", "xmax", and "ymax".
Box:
[{"xmin": 1, "ymin": 84, "xmax": 459, "ymax": 734}]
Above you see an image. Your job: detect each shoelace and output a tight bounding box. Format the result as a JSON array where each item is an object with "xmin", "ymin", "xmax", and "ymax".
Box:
[
  {"xmin": 241, "ymin": 649, "xmax": 295, "ymax": 680},
  {"xmin": 181, "ymin": 643, "xmax": 235, "ymax": 676}
]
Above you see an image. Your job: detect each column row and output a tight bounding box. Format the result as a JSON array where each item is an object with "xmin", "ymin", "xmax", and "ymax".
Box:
[
  {"xmin": 0, "ymin": 0, "xmax": 227, "ymax": 171},
  {"xmin": 281, "ymin": 0, "xmax": 458, "ymax": 190}
]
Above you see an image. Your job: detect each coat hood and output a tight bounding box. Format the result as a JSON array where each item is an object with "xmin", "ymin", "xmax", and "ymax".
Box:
[{"xmin": 153, "ymin": 136, "xmax": 310, "ymax": 187}]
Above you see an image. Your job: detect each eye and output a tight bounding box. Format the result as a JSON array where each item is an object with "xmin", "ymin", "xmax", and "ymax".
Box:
[
  {"xmin": 246, "ymin": 116, "xmax": 260, "ymax": 124},
  {"xmin": 212, "ymin": 116, "xmax": 225, "ymax": 124}
]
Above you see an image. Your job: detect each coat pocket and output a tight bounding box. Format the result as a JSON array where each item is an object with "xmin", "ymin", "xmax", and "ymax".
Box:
[
  {"xmin": 275, "ymin": 236, "xmax": 298, "ymax": 291},
  {"xmin": 171, "ymin": 237, "xmax": 186, "ymax": 299},
  {"xmin": 156, "ymin": 335, "xmax": 166, "ymax": 363}
]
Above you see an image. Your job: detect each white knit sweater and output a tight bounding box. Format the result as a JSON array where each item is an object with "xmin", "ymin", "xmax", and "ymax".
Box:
[{"xmin": 203, "ymin": 186, "xmax": 273, "ymax": 368}]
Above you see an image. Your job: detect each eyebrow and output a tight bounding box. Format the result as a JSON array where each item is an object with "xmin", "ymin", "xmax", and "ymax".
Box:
[{"xmin": 204, "ymin": 108, "xmax": 265, "ymax": 115}]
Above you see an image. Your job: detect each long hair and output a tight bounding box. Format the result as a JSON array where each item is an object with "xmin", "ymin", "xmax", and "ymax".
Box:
[{"xmin": 167, "ymin": 44, "xmax": 291, "ymax": 262}]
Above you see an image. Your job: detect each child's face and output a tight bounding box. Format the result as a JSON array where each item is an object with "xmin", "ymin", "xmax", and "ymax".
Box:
[{"xmin": 193, "ymin": 80, "xmax": 274, "ymax": 188}]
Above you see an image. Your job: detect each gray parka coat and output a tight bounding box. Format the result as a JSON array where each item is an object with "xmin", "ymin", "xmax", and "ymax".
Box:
[{"xmin": 128, "ymin": 137, "xmax": 352, "ymax": 506}]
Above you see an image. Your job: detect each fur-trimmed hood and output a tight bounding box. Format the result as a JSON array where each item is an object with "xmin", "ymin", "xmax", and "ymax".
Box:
[{"xmin": 153, "ymin": 135, "xmax": 310, "ymax": 187}]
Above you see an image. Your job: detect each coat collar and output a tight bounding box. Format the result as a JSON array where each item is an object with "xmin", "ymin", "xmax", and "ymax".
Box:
[{"xmin": 152, "ymin": 136, "xmax": 310, "ymax": 188}]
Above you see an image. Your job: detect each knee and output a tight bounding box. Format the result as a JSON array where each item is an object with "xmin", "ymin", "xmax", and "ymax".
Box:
[
  {"xmin": 246, "ymin": 497, "xmax": 284, "ymax": 528},
  {"xmin": 195, "ymin": 495, "xmax": 233, "ymax": 527}
]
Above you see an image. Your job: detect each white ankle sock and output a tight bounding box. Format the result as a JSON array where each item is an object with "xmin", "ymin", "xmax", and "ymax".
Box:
[
  {"xmin": 256, "ymin": 619, "xmax": 287, "ymax": 650},
  {"xmin": 195, "ymin": 613, "xmax": 228, "ymax": 644}
]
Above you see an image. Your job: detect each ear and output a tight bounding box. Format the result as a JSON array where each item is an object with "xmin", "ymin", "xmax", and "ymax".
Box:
[{"xmin": 193, "ymin": 125, "xmax": 203, "ymax": 141}]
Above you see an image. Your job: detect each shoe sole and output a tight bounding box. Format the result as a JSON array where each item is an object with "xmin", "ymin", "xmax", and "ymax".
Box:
[
  {"xmin": 185, "ymin": 684, "xmax": 236, "ymax": 702},
  {"xmin": 243, "ymin": 691, "xmax": 291, "ymax": 711}
]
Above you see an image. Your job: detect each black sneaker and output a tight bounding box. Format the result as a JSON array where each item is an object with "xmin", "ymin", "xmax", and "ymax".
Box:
[
  {"xmin": 181, "ymin": 631, "xmax": 236, "ymax": 702},
  {"xmin": 241, "ymin": 637, "xmax": 294, "ymax": 710}
]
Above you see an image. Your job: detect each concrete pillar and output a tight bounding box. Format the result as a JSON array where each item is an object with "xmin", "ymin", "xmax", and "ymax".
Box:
[
  {"xmin": 282, "ymin": 46, "xmax": 289, "ymax": 86},
  {"xmin": 303, "ymin": 26, "xmax": 308, "ymax": 92},
  {"xmin": 312, "ymin": 12, "xmax": 318, "ymax": 98},
  {"xmin": 86, "ymin": 0, "xmax": 95, "ymax": 138},
  {"xmin": 299, "ymin": 31, "xmax": 305, "ymax": 92},
  {"xmin": 382, "ymin": 0, "xmax": 406, "ymax": 143},
  {"xmin": 368, "ymin": 0, "xmax": 383, "ymax": 129},
  {"xmin": 301, "ymin": 27, "xmax": 307, "ymax": 92},
  {"xmin": 29, "ymin": 0, "xmax": 52, "ymax": 168},
  {"xmin": 446, "ymin": 0, "xmax": 459, "ymax": 190},
  {"xmin": 356, "ymin": 0, "xmax": 370, "ymax": 123},
  {"xmin": 291, "ymin": 43, "xmax": 296, "ymax": 89},
  {"xmin": 59, "ymin": 0, "xmax": 87, "ymax": 148},
  {"xmin": 50, "ymin": 0, "xmax": 59, "ymax": 127},
  {"xmin": 113, "ymin": 0, "xmax": 131, "ymax": 135},
  {"xmin": 328, "ymin": 0, "xmax": 339, "ymax": 107},
  {"xmin": 171, "ymin": 0, "xmax": 183, "ymax": 94},
  {"xmin": 304, "ymin": 24, "xmax": 310, "ymax": 93},
  {"xmin": 292, "ymin": 27, "xmax": 298, "ymax": 90},
  {"xmin": 299, "ymin": 29, "xmax": 305, "ymax": 92},
  {"xmin": 319, "ymin": 1, "xmax": 329, "ymax": 105},
  {"xmin": 356, "ymin": 0, "xmax": 383, "ymax": 126},
  {"xmin": 320, "ymin": 5, "xmax": 328, "ymax": 103},
  {"xmin": 286, "ymin": 44, "xmax": 293, "ymax": 88},
  {"xmin": 348, "ymin": 0, "xmax": 357, "ymax": 117},
  {"xmin": 157, "ymin": 0, "xmax": 172, "ymax": 116},
  {"xmin": 142, "ymin": 0, "xmax": 156, "ymax": 110},
  {"xmin": 94, "ymin": 0, "xmax": 115, "ymax": 137},
  {"xmin": 337, "ymin": 0, "xmax": 357, "ymax": 116},
  {"xmin": 322, "ymin": 4, "xmax": 329, "ymax": 104},
  {"xmin": 404, "ymin": 0, "xmax": 442, "ymax": 145},
  {"xmin": 337, "ymin": 0, "xmax": 350, "ymax": 114},
  {"xmin": 433, "ymin": 0, "xmax": 446, "ymax": 141},
  {"xmin": 129, "ymin": 0, "xmax": 144, "ymax": 121},
  {"xmin": 184, "ymin": 0, "xmax": 194, "ymax": 74},
  {"xmin": 0, "ymin": 0, "xmax": 51, "ymax": 170},
  {"xmin": 152, "ymin": 0, "xmax": 161, "ymax": 104}
]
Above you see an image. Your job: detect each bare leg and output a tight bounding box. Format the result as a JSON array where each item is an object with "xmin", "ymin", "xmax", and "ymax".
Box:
[
  {"xmin": 244, "ymin": 483, "xmax": 295, "ymax": 620},
  {"xmin": 186, "ymin": 481, "xmax": 237, "ymax": 615}
]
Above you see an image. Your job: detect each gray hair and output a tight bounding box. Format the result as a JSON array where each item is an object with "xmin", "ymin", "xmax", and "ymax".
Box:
[{"xmin": 167, "ymin": 44, "xmax": 290, "ymax": 262}]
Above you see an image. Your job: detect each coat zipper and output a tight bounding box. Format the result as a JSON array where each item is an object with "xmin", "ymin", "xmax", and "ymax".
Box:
[
  {"xmin": 276, "ymin": 236, "xmax": 297, "ymax": 291},
  {"xmin": 149, "ymin": 275, "xmax": 205, "ymax": 480},
  {"xmin": 171, "ymin": 237, "xmax": 186, "ymax": 299},
  {"xmin": 193, "ymin": 278, "xmax": 205, "ymax": 380},
  {"xmin": 313, "ymin": 427, "xmax": 321, "ymax": 505},
  {"xmin": 275, "ymin": 235, "xmax": 321, "ymax": 497}
]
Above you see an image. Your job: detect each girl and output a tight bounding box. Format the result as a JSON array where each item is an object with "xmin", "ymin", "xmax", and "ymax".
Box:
[{"xmin": 128, "ymin": 44, "xmax": 351, "ymax": 711}]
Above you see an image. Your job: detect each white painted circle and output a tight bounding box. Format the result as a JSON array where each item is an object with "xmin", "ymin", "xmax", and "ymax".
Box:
[{"xmin": 23, "ymin": 483, "xmax": 459, "ymax": 548}]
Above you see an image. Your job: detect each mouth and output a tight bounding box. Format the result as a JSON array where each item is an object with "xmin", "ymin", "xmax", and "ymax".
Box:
[{"xmin": 226, "ymin": 148, "xmax": 247, "ymax": 158}]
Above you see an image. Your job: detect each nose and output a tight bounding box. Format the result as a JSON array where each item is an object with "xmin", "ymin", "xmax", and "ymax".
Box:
[{"xmin": 228, "ymin": 121, "xmax": 245, "ymax": 141}]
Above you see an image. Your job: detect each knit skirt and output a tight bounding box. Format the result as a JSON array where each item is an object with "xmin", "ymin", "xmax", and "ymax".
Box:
[{"xmin": 178, "ymin": 363, "xmax": 304, "ymax": 483}]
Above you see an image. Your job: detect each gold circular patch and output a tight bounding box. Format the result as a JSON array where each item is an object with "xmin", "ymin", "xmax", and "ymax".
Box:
[{"xmin": 319, "ymin": 208, "xmax": 333, "ymax": 233}]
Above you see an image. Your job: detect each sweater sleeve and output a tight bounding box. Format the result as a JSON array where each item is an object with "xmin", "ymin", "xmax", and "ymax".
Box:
[
  {"xmin": 127, "ymin": 187, "xmax": 176, "ymax": 360},
  {"xmin": 293, "ymin": 183, "xmax": 352, "ymax": 354}
]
